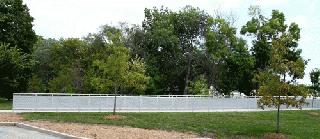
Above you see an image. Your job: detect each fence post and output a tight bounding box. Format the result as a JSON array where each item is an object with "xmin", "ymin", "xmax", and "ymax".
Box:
[
  {"xmin": 121, "ymin": 95, "xmax": 124, "ymax": 112},
  {"xmin": 35, "ymin": 93, "xmax": 38, "ymax": 112},
  {"xmin": 51, "ymin": 94, "xmax": 53, "ymax": 112},
  {"xmin": 12, "ymin": 94, "xmax": 14, "ymax": 112},
  {"xmin": 99, "ymin": 94, "xmax": 101, "ymax": 112},
  {"xmin": 207, "ymin": 97, "xmax": 210, "ymax": 112},
  {"xmin": 157, "ymin": 95, "xmax": 159, "ymax": 111},
  {"xmin": 187, "ymin": 96, "xmax": 189, "ymax": 112},
  {"xmin": 88, "ymin": 94, "xmax": 91, "ymax": 111},
  {"xmin": 77, "ymin": 95, "xmax": 80, "ymax": 112},
  {"xmin": 139, "ymin": 95, "xmax": 142, "ymax": 112},
  {"xmin": 191, "ymin": 95, "xmax": 194, "ymax": 112},
  {"xmin": 171, "ymin": 95, "xmax": 174, "ymax": 112}
]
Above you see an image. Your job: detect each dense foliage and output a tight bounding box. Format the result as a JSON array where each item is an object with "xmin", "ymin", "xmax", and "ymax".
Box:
[
  {"xmin": 25, "ymin": 6, "xmax": 257, "ymax": 96},
  {"xmin": 0, "ymin": 0, "xmax": 37, "ymax": 54},
  {"xmin": 310, "ymin": 68, "xmax": 320, "ymax": 97},
  {"xmin": 1, "ymin": 2, "xmax": 314, "ymax": 99},
  {"xmin": 0, "ymin": 0, "xmax": 37, "ymax": 99},
  {"xmin": 0, "ymin": 45, "xmax": 35, "ymax": 99}
]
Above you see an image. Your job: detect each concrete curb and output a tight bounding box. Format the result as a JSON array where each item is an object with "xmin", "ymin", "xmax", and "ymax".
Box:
[{"xmin": 0, "ymin": 122, "xmax": 87, "ymax": 139}]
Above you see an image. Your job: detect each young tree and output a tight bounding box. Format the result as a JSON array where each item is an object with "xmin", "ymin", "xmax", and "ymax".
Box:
[
  {"xmin": 251, "ymin": 8, "xmax": 308, "ymax": 133},
  {"xmin": 89, "ymin": 26, "xmax": 149, "ymax": 115},
  {"xmin": 91, "ymin": 45, "xmax": 149, "ymax": 114},
  {"xmin": 310, "ymin": 68, "xmax": 320, "ymax": 107},
  {"xmin": 91, "ymin": 45, "xmax": 129, "ymax": 115}
]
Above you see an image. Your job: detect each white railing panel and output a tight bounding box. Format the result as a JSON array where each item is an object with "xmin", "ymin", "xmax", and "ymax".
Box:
[{"xmin": 12, "ymin": 93, "xmax": 320, "ymax": 112}]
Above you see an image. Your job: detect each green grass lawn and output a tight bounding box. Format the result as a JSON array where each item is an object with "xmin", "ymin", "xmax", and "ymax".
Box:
[
  {"xmin": 0, "ymin": 98, "xmax": 12, "ymax": 110},
  {"xmin": 22, "ymin": 110, "xmax": 320, "ymax": 138}
]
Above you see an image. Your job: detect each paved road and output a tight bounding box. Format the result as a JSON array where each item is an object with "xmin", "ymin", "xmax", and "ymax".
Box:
[{"xmin": 0, "ymin": 126, "xmax": 61, "ymax": 139}]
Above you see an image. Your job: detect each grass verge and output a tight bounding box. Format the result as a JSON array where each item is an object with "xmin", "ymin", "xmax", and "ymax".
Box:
[
  {"xmin": 0, "ymin": 98, "xmax": 12, "ymax": 110},
  {"xmin": 22, "ymin": 110, "xmax": 320, "ymax": 138}
]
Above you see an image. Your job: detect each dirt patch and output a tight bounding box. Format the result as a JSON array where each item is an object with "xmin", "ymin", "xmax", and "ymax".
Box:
[
  {"xmin": 0, "ymin": 112, "xmax": 23, "ymax": 122},
  {"xmin": 263, "ymin": 133, "xmax": 288, "ymax": 139},
  {"xmin": 104, "ymin": 114, "xmax": 126, "ymax": 120},
  {"xmin": 202, "ymin": 132, "xmax": 216, "ymax": 139},
  {"xmin": 308, "ymin": 112, "xmax": 319, "ymax": 116},
  {"xmin": 0, "ymin": 113, "xmax": 199, "ymax": 139},
  {"xmin": 25, "ymin": 121, "xmax": 199, "ymax": 139}
]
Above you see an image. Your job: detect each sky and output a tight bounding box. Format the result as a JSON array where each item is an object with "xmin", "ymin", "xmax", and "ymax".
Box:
[{"xmin": 23, "ymin": 0, "xmax": 320, "ymax": 85}]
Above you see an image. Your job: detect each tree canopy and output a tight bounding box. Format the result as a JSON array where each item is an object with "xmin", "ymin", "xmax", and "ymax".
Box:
[
  {"xmin": 0, "ymin": 44, "xmax": 35, "ymax": 99},
  {"xmin": 310, "ymin": 68, "xmax": 320, "ymax": 97},
  {"xmin": 0, "ymin": 3, "xmax": 313, "ymax": 101},
  {"xmin": 0, "ymin": 0, "xmax": 37, "ymax": 54},
  {"xmin": 0, "ymin": 0, "xmax": 37, "ymax": 99}
]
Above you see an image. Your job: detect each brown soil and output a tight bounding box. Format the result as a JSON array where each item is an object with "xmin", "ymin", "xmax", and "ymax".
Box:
[
  {"xmin": 0, "ymin": 112, "xmax": 23, "ymax": 122},
  {"xmin": 0, "ymin": 113, "xmax": 199, "ymax": 139},
  {"xmin": 25, "ymin": 121, "xmax": 199, "ymax": 139},
  {"xmin": 308, "ymin": 112, "xmax": 319, "ymax": 116},
  {"xmin": 104, "ymin": 114, "xmax": 126, "ymax": 120},
  {"xmin": 263, "ymin": 133, "xmax": 288, "ymax": 139}
]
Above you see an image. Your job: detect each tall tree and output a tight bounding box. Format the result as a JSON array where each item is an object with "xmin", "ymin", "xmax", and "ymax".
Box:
[
  {"xmin": 206, "ymin": 18, "xmax": 254, "ymax": 95},
  {"xmin": 172, "ymin": 6, "xmax": 209, "ymax": 95},
  {"xmin": 90, "ymin": 45, "xmax": 149, "ymax": 114},
  {"xmin": 0, "ymin": 0, "xmax": 37, "ymax": 54},
  {"xmin": 143, "ymin": 7, "xmax": 184, "ymax": 94},
  {"xmin": 89, "ymin": 28, "xmax": 149, "ymax": 113},
  {"xmin": 0, "ymin": 0, "xmax": 37, "ymax": 98},
  {"xmin": 143, "ymin": 6, "xmax": 210, "ymax": 95}
]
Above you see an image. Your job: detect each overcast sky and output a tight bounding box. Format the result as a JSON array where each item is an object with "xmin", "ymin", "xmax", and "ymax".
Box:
[{"xmin": 23, "ymin": 0, "xmax": 320, "ymax": 85}]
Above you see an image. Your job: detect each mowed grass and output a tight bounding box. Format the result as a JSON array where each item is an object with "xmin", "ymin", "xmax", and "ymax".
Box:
[
  {"xmin": 0, "ymin": 98, "xmax": 12, "ymax": 110},
  {"xmin": 22, "ymin": 110, "xmax": 320, "ymax": 138}
]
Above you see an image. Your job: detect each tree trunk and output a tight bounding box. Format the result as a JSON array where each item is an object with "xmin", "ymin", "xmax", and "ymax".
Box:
[
  {"xmin": 312, "ymin": 97, "xmax": 314, "ymax": 108},
  {"xmin": 276, "ymin": 74, "xmax": 286, "ymax": 133},
  {"xmin": 184, "ymin": 54, "xmax": 192, "ymax": 95},
  {"xmin": 276, "ymin": 95, "xmax": 280, "ymax": 133},
  {"xmin": 312, "ymin": 84, "xmax": 315, "ymax": 108},
  {"xmin": 113, "ymin": 84, "xmax": 117, "ymax": 115}
]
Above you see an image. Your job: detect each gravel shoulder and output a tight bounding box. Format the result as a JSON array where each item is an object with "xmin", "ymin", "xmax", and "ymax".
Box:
[{"xmin": 0, "ymin": 113, "xmax": 200, "ymax": 139}]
